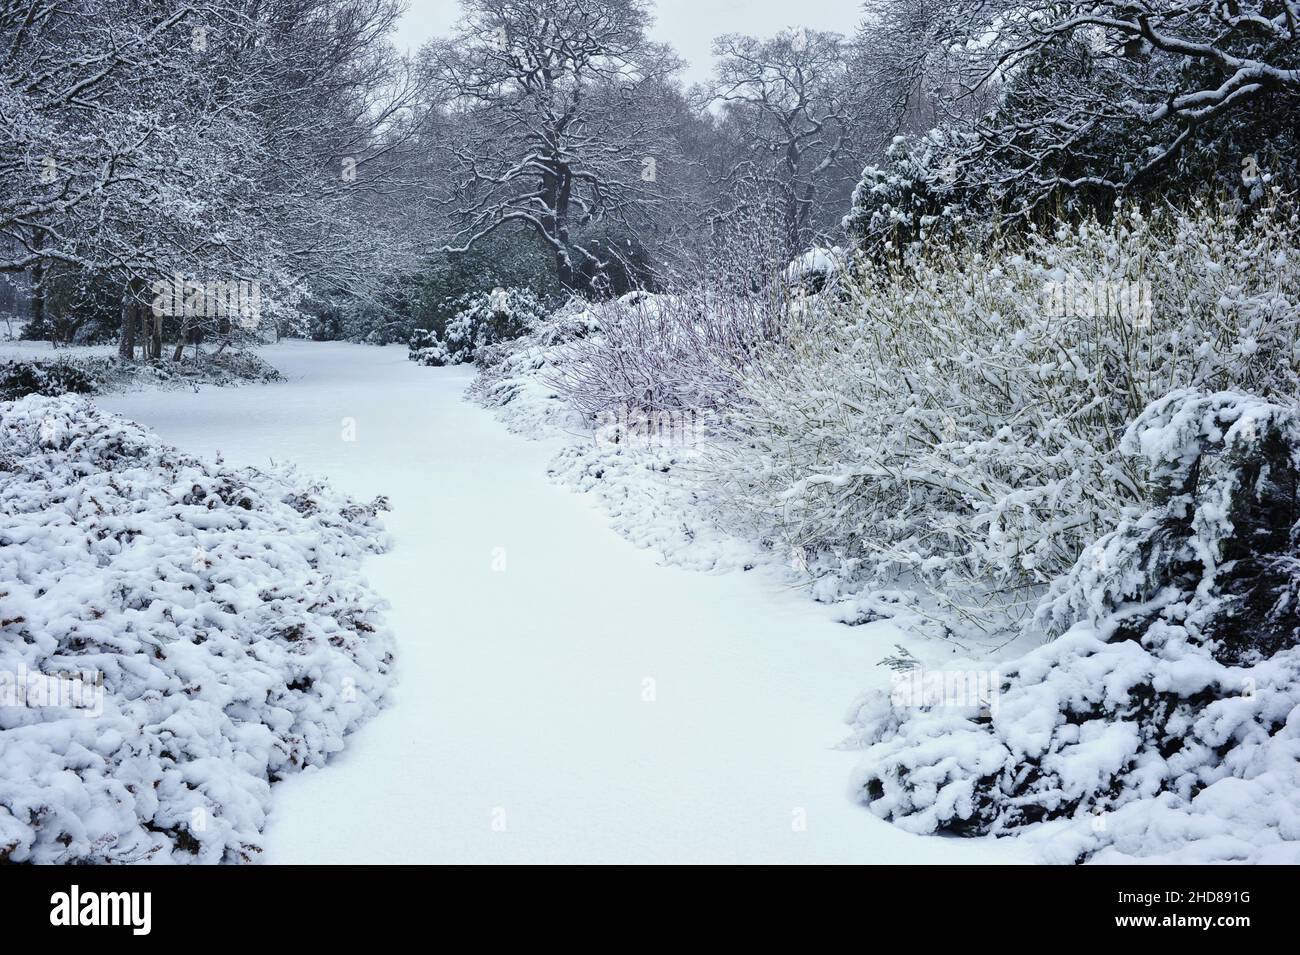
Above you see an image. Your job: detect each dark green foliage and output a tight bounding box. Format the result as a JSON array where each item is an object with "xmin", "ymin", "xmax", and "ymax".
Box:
[
  {"xmin": 848, "ymin": 3, "xmax": 1300, "ymax": 255},
  {"xmin": 408, "ymin": 287, "xmax": 549, "ymax": 367},
  {"xmin": 407, "ymin": 328, "xmax": 448, "ymax": 367},
  {"xmin": 0, "ymin": 360, "xmax": 97, "ymax": 400},
  {"xmin": 315, "ymin": 231, "xmax": 562, "ymax": 344}
]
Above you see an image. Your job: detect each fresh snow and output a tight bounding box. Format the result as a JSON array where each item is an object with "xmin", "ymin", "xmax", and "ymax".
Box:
[
  {"xmin": 0, "ymin": 392, "xmax": 391, "ymax": 862},
  {"xmin": 97, "ymin": 340, "xmax": 1030, "ymax": 864}
]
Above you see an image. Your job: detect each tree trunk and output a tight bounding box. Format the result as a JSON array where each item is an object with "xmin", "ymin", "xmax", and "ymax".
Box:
[
  {"xmin": 148, "ymin": 311, "xmax": 163, "ymax": 360},
  {"xmin": 546, "ymin": 163, "xmax": 595, "ymax": 296},
  {"xmin": 118, "ymin": 283, "xmax": 136, "ymax": 359},
  {"xmin": 30, "ymin": 230, "xmax": 46, "ymax": 341},
  {"xmin": 556, "ymin": 250, "xmax": 576, "ymax": 291},
  {"xmin": 172, "ymin": 317, "xmax": 190, "ymax": 361}
]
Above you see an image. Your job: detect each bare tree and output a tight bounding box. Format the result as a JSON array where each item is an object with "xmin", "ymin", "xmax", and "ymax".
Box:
[
  {"xmin": 705, "ymin": 29, "xmax": 870, "ymax": 259},
  {"xmin": 856, "ymin": 0, "xmax": 1000, "ymax": 138},
  {"xmin": 0, "ymin": 2, "xmax": 196, "ymax": 296},
  {"xmin": 422, "ymin": 0, "xmax": 683, "ymax": 295}
]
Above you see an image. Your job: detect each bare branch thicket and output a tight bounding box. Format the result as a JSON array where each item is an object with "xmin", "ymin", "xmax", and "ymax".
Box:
[
  {"xmin": 699, "ymin": 29, "xmax": 875, "ymax": 265},
  {"xmin": 421, "ymin": 0, "xmax": 686, "ymax": 297}
]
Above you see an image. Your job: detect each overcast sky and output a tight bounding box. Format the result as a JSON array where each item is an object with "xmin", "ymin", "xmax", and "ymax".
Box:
[{"xmin": 393, "ymin": 0, "xmax": 864, "ymax": 86}]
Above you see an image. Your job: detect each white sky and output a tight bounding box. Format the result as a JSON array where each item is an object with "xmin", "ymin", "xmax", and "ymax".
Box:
[{"xmin": 393, "ymin": 0, "xmax": 864, "ymax": 86}]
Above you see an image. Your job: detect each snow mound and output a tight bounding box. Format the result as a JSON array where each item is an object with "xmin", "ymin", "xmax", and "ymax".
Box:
[
  {"xmin": 468, "ymin": 299, "xmax": 595, "ymax": 435},
  {"xmin": 546, "ymin": 433, "xmax": 759, "ymax": 574},
  {"xmin": 783, "ymin": 245, "xmax": 846, "ymax": 293},
  {"xmin": 470, "ymin": 337, "xmax": 585, "ymax": 435},
  {"xmin": 471, "ymin": 302, "xmax": 774, "ymax": 573},
  {"xmin": 0, "ymin": 395, "xmax": 393, "ymax": 863},
  {"xmin": 846, "ymin": 390, "xmax": 1300, "ymax": 863}
]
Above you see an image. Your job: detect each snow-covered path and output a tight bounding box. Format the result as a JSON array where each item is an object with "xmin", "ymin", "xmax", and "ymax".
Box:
[{"xmin": 100, "ymin": 341, "xmax": 1026, "ymax": 864}]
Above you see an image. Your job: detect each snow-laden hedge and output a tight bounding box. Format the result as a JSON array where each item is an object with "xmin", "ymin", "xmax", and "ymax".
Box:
[
  {"xmin": 846, "ymin": 390, "xmax": 1300, "ymax": 863},
  {"xmin": 708, "ymin": 201, "xmax": 1300, "ymax": 630},
  {"xmin": 0, "ymin": 352, "xmax": 281, "ymax": 403},
  {"xmin": 0, "ymin": 395, "xmax": 393, "ymax": 863},
  {"xmin": 468, "ymin": 298, "xmax": 597, "ymax": 434}
]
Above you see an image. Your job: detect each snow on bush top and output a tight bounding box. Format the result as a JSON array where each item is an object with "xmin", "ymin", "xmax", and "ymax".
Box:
[
  {"xmin": 410, "ymin": 286, "xmax": 550, "ymax": 367},
  {"xmin": 0, "ymin": 395, "xmax": 393, "ymax": 863},
  {"xmin": 847, "ymin": 389, "xmax": 1300, "ymax": 863},
  {"xmin": 783, "ymin": 246, "xmax": 846, "ymax": 294},
  {"xmin": 1038, "ymin": 389, "xmax": 1300, "ymax": 645},
  {"xmin": 467, "ymin": 295, "xmax": 599, "ymax": 435}
]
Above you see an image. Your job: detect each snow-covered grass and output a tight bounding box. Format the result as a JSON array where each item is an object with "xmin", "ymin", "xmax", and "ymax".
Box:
[{"xmin": 0, "ymin": 393, "xmax": 392, "ymax": 862}]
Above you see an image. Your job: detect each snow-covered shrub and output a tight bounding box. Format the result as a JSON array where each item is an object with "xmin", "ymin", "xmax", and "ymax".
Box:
[
  {"xmin": 80, "ymin": 351, "xmax": 282, "ymax": 392},
  {"xmin": 844, "ymin": 129, "xmax": 973, "ymax": 254},
  {"xmin": 467, "ymin": 297, "xmax": 600, "ymax": 434},
  {"xmin": 0, "ymin": 360, "xmax": 97, "ymax": 400},
  {"xmin": 552, "ymin": 289, "xmax": 785, "ymax": 420},
  {"xmin": 1, "ymin": 352, "xmax": 279, "ymax": 400},
  {"xmin": 846, "ymin": 389, "xmax": 1300, "ymax": 863},
  {"xmin": 407, "ymin": 327, "xmax": 451, "ymax": 367},
  {"xmin": 783, "ymin": 246, "xmax": 848, "ymax": 296},
  {"xmin": 709, "ymin": 199, "xmax": 1300, "ymax": 630},
  {"xmin": 409, "ymin": 287, "xmax": 548, "ymax": 367},
  {"xmin": 0, "ymin": 395, "xmax": 392, "ymax": 863},
  {"xmin": 193, "ymin": 349, "xmax": 284, "ymax": 387}
]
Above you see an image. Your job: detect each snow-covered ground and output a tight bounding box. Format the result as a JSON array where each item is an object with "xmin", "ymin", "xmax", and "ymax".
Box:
[
  {"xmin": 0, "ymin": 340, "xmax": 113, "ymax": 360},
  {"xmin": 1, "ymin": 393, "xmax": 391, "ymax": 862},
  {"xmin": 97, "ymin": 340, "xmax": 1030, "ymax": 863}
]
